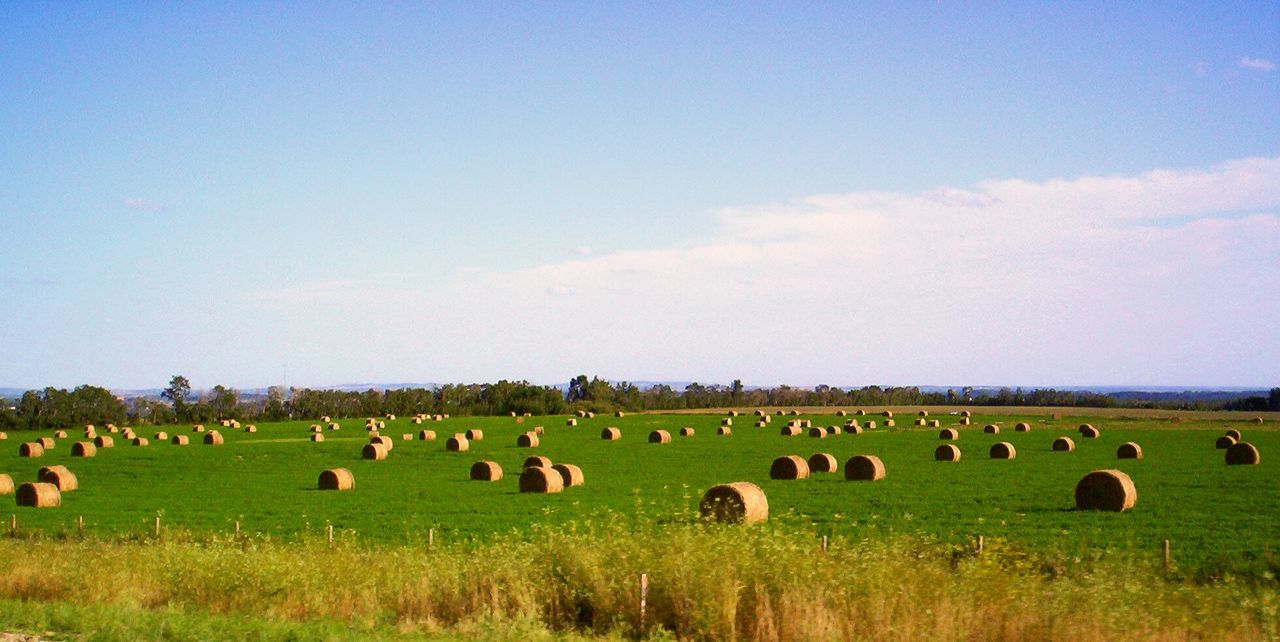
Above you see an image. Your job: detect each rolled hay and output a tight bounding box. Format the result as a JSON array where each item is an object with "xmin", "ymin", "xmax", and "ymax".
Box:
[
  {"xmin": 989, "ymin": 442, "xmax": 1016, "ymax": 459},
  {"xmin": 983, "ymin": 424, "xmax": 1000, "ymax": 434},
  {"xmin": 680, "ymin": 427, "xmax": 695, "ymax": 437},
  {"xmin": 38, "ymin": 465, "xmax": 77, "ymax": 491},
  {"xmin": 775, "ymin": 410, "xmax": 785, "ymax": 416},
  {"xmin": 566, "ymin": 418, "xmax": 578, "ymax": 427},
  {"xmin": 807, "ymin": 453, "xmax": 838, "ymax": 473},
  {"xmin": 789, "ymin": 410, "xmax": 800, "ymax": 416},
  {"xmin": 93, "ymin": 435, "xmax": 114, "ymax": 448},
  {"xmin": 401, "ymin": 433, "xmax": 412, "ymax": 441},
  {"xmin": 844, "ymin": 455, "xmax": 886, "ymax": 481},
  {"xmin": 959, "ymin": 417, "xmax": 971, "ymax": 425},
  {"xmin": 939, "ymin": 428, "xmax": 959, "ymax": 440},
  {"xmin": 717, "ymin": 426, "xmax": 732, "ymax": 436},
  {"xmin": 82, "ymin": 430, "xmax": 96, "ymax": 439},
  {"xmin": 1226, "ymin": 442, "xmax": 1261, "ymax": 466},
  {"xmin": 154, "ymin": 432, "xmax": 168, "ymax": 440},
  {"xmin": 121, "ymin": 430, "xmax": 136, "ymax": 440},
  {"xmin": 915, "ymin": 419, "xmax": 928, "ymax": 427},
  {"xmin": 1254, "ymin": 417, "xmax": 1264, "ymax": 424},
  {"xmin": 648, "ymin": 430, "xmax": 671, "ymax": 444},
  {"xmin": 1015, "ymin": 422, "xmax": 1032, "ymax": 432},
  {"xmin": 132, "ymin": 437, "xmax": 149, "ymax": 446},
  {"xmin": 203, "ymin": 431, "xmax": 224, "ymax": 446},
  {"xmin": 1053, "ymin": 436, "xmax": 1076, "ymax": 452},
  {"xmin": 1225, "ymin": 429, "xmax": 1242, "ymax": 441},
  {"xmin": 918, "ymin": 410, "xmax": 929, "ymax": 417},
  {"xmin": 418, "ymin": 430, "xmax": 437, "ymax": 441},
  {"xmin": 386, "ymin": 414, "xmax": 396, "ymax": 421},
  {"xmin": 615, "ymin": 411, "xmax": 625, "ymax": 418},
  {"xmin": 0, "ymin": 474, "xmax": 12, "ymax": 495},
  {"xmin": 826, "ymin": 426, "xmax": 841, "ymax": 435},
  {"xmin": 317, "ymin": 467, "xmax": 356, "ymax": 491},
  {"xmin": 517, "ymin": 432, "xmax": 539, "ymax": 447},
  {"xmin": 37, "ymin": 437, "xmax": 55, "ymax": 450},
  {"xmin": 575, "ymin": 410, "xmax": 586, "ymax": 418},
  {"xmin": 534, "ymin": 426, "xmax": 545, "ymax": 434},
  {"xmin": 699, "ymin": 481, "xmax": 768, "ymax": 524},
  {"xmin": 836, "ymin": 410, "xmax": 847, "ymax": 417},
  {"xmin": 85, "ymin": 424, "xmax": 95, "ymax": 432},
  {"xmin": 465, "ymin": 429, "xmax": 484, "ymax": 441},
  {"xmin": 553, "ymin": 463, "xmax": 585, "ymax": 487},
  {"xmin": 961, "ymin": 410, "xmax": 972, "ymax": 417},
  {"xmin": 1078, "ymin": 423, "xmax": 1098, "ymax": 436},
  {"xmin": 754, "ymin": 409, "xmax": 766, "ymax": 417},
  {"xmin": 53, "ymin": 430, "xmax": 67, "ymax": 439},
  {"xmin": 883, "ymin": 411, "xmax": 894, "ymax": 418},
  {"xmin": 601, "ymin": 427, "xmax": 621, "ymax": 441},
  {"xmin": 0, "ymin": 432, "xmax": 6, "ymax": 440},
  {"xmin": 754, "ymin": 421, "xmax": 767, "ymax": 428},
  {"xmin": 523, "ymin": 455, "xmax": 553, "ymax": 469},
  {"xmin": 310, "ymin": 425, "xmax": 322, "ymax": 433},
  {"xmin": 369, "ymin": 435, "xmax": 393, "ymax": 451},
  {"xmin": 586, "ymin": 412, "xmax": 595, "ymax": 419},
  {"xmin": 844, "ymin": 420, "xmax": 860, "ymax": 430},
  {"xmin": 469, "ymin": 460, "xmax": 503, "ymax": 481},
  {"xmin": 19, "ymin": 442, "xmax": 44, "ymax": 458},
  {"xmin": 1117, "ymin": 442, "xmax": 1143, "ymax": 459},
  {"xmin": 321, "ymin": 416, "xmax": 331, "ymax": 423},
  {"xmin": 412, "ymin": 417, "xmax": 423, "ymax": 424},
  {"xmin": 445, "ymin": 435, "xmax": 469, "ymax": 452},
  {"xmin": 854, "ymin": 409, "xmax": 866, "ymax": 416},
  {"xmin": 519, "ymin": 465, "xmax": 564, "ymax": 493},
  {"xmin": 770, "ymin": 455, "xmax": 810, "ymax": 480},
  {"xmin": 727, "ymin": 410, "xmax": 739, "ymax": 417},
  {"xmin": 1080, "ymin": 425, "xmax": 1100, "ymax": 439},
  {"xmin": 879, "ymin": 420, "xmax": 890, "ymax": 428},
  {"xmin": 808, "ymin": 427, "xmax": 827, "ymax": 439},
  {"xmin": 1216, "ymin": 435, "xmax": 1238, "ymax": 449},
  {"xmin": 192, "ymin": 425, "xmax": 205, "ymax": 433},
  {"xmin": 71, "ymin": 441, "xmax": 97, "ymax": 458},
  {"xmin": 929, "ymin": 420, "xmax": 941, "ymax": 429},
  {"xmin": 107, "ymin": 425, "xmax": 119, "ymax": 433},
  {"xmin": 846, "ymin": 425, "xmax": 864, "ymax": 435},
  {"xmin": 310, "ymin": 434, "xmax": 325, "ymax": 442},
  {"xmin": 780, "ymin": 426, "xmax": 801, "ymax": 437},
  {"xmin": 16, "ymin": 482, "xmax": 60, "ymax": 508},
  {"xmin": 362, "ymin": 443, "xmax": 388, "ymax": 460},
  {"xmin": 378, "ymin": 421, "xmax": 386, "ymax": 430},
  {"xmin": 171, "ymin": 435, "xmax": 189, "ymax": 446},
  {"xmin": 245, "ymin": 423, "xmax": 258, "ymax": 432},
  {"xmin": 1075, "ymin": 469, "xmax": 1137, "ymax": 512},
  {"xmin": 935, "ymin": 444, "xmax": 962, "ymax": 462},
  {"xmin": 721, "ymin": 418, "xmax": 732, "ymax": 427},
  {"xmin": 328, "ymin": 422, "xmax": 340, "ymax": 431}
]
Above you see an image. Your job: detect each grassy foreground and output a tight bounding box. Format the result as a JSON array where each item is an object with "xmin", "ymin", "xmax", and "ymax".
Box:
[{"xmin": 0, "ymin": 520, "xmax": 1276, "ymax": 641}]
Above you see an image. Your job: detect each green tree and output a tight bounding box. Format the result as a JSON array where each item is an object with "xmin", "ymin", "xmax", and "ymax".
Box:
[{"xmin": 162, "ymin": 375, "xmax": 191, "ymax": 420}]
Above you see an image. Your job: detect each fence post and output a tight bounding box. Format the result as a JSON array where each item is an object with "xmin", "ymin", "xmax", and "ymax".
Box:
[
  {"xmin": 1162, "ymin": 539, "xmax": 1171, "ymax": 575},
  {"xmin": 78, "ymin": 515, "xmax": 84, "ymax": 535},
  {"xmin": 639, "ymin": 573, "xmax": 649, "ymax": 634},
  {"xmin": 822, "ymin": 535, "xmax": 828, "ymax": 553},
  {"xmin": 977, "ymin": 535, "xmax": 984, "ymax": 555},
  {"xmin": 154, "ymin": 515, "xmax": 161, "ymax": 537},
  {"xmin": 327, "ymin": 523, "xmax": 334, "ymax": 544},
  {"xmin": 234, "ymin": 520, "xmax": 240, "ymax": 537},
  {"xmin": 429, "ymin": 527, "xmax": 434, "ymax": 548}
]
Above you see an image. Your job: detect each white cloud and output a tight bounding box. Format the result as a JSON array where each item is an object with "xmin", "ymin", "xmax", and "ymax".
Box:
[
  {"xmin": 123, "ymin": 197, "xmax": 165, "ymax": 212},
  {"xmin": 1240, "ymin": 56, "xmax": 1276, "ymax": 72},
  {"xmin": 572, "ymin": 246, "xmax": 593, "ymax": 256}
]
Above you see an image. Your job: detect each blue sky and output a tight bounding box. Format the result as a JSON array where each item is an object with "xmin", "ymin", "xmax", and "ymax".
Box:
[{"xmin": 2, "ymin": 2, "xmax": 1277, "ymax": 390}]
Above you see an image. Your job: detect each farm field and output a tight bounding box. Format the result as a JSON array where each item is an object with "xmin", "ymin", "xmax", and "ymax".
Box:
[{"xmin": 2, "ymin": 409, "xmax": 1275, "ymax": 572}]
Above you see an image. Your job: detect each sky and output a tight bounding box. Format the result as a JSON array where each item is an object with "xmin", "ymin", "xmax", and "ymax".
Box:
[{"xmin": 1, "ymin": 2, "xmax": 1277, "ymax": 391}]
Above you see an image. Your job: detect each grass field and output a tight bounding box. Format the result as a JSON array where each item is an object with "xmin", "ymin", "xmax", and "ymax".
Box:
[{"xmin": 2, "ymin": 408, "xmax": 1275, "ymax": 574}]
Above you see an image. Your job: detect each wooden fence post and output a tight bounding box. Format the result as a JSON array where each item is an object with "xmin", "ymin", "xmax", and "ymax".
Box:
[
  {"xmin": 977, "ymin": 535, "xmax": 984, "ymax": 555},
  {"xmin": 1162, "ymin": 539, "xmax": 1171, "ymax": 575},
  {"xmin": 639, "ymin": 573, "xmax": 649, "ymax": 633}
]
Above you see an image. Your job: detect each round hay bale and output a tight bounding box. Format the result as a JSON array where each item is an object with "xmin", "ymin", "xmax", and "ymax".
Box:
[
  {"xmin": 0, "ymin": 474, "xmax": 12, "ymax": 495},
  {"xmin": 883, "ymin": 411, "xmax": 894, "ymax": 418},
  {"xmin": 826, "ymin": 426, "xmax": 841, "ymax": 435},
  {"xmin": 401, "ymin": 433, "xmax": 412, "ymax": 441},
  {"xmin": 517, "ymin": 432, "xmax": 539, "ymax": 447},
  {"xmin": 203, "ymin": 431, "xmax": 224, "ymax": 446},
  {"xmin": 699, "ymin": 482, "xmax": 768, "ymax": 524},
  {"xmin": 328, "ymin": 422, "xmax": 340, "ymax": 430},
  {"xmin": 566, "ymin": 418, "xmax": 578, "ymax": 427},
  {"xmin": 1117, "ymin": 442, "xmax": 1143, "ymax": 459},
  {"xmin": 385, "ymin": 414, "xmax": 396, "ymax": 421},
  {"xmin": 961, "ymin": 410, "xmax": 971, "ymax": 417},
  {"xmin": 418, "ymin": 430, "xmax": 436, "ymax": 441},
  {"xmin": 989, "ymin": 442, "xmax": 1016, "ymax": 459},
  {"xmin": 19, "ymin": 442, "xmax": 44, "ymax": 458},
  {"xmin": 107, "ymin": 425, "xmax": 119, "ymax": 433},
  {"xmin": 370, "ymin": 435, "xmax": 393, "ymax": 451},
  {"xmin": 846, "ymin": 425, "xmax": 863, "ymax": 435},
  {"xmin": 469, "ymin": 460, "xmax": 503, "ymax": 481},
  {"xmin": 445, "ymin": 435, "xmax": 469, "ymax": 452},
  {"xmin": 935, "ymin": 444, "xmax": 961, "ymax": 461},
  {"xmin": 918, "ymin": 410, "xmax": 929, "ymax": 417},
  {"xmin": 775, "ymin": 410, "xmax": 785, "ymax": 416},
  {"xmin": 835, "ymin": 410, "xmax": 846, "ymax": 417},
  {"xmin": 94, "ymin": 435, "xmax": 114, "ymax": 448},
  {"xmin": 1216, "ymin": 435, "xmax": 1237, "ymax": 449},
  {"xmin": 519, "ymin": 466, "xmax": 564, "ymax": 493},
  {"xmin": 311, "ymin": 434, "xmax": 325, "ymax": 442},
  {"xmin": 192, "ymin": 425, "xmax": 205, "ymax": 433},
  {"xmin": 38, "ymin": 465, "xmax": 77, "ymax": 491},
  {"xmin": 770, "ymin": 455, "xmax": 810, "ymax": 480},
  {"xmin": 855, "ymin": 409, "xmax": 866, "ymax": 416},
  {"xmin": 807, "ymin": 453, "xmax": 838, "ymax": 473},
  {"xmin": 1053, "ymin": 436, "xmax": 1076, "ymax": 452},
  {"xmin": 601, "ymin": 427, "xmax": 621, "ymax": 441},
  {"xmin": 959, "ymin": 417, "xmax": 971, "ymax": 425},
  {"xmin": 1015, "ymin": 422, "xmax": 1032, "ymax": 432},
  {"xmin": 929, "ymin": 419, "xmax": 941, "ymax": 428},
  {"xmin": 71, "ymin": 441, "xmax": 96, "ymax": 457},
  {"xmin": 0, "ymin": 432, "xmax": 7, "ymax": 440},
  {"xmin": 648, "ymin": 430, "xmax": 671, "ymax": 444},
  {"xmin": 939, "ymin": 428, "xmax": 958, "ymax": 440},
  {"xmin": 321, "ymin": 416, "xmax": 331, "ymax": 423},
  {"xmin": 154, "ymin": 432, "xmax": 168, "ymax": 440},
  {"xmin": 808, "ymin": 427, "xmax": 826, "ymax": 439},
  {"xmin": 171, "ymin": 435, "xmax": 189, "ymax": 446},
  {"xmin": 534, "ymin": 425, "xmax": 545, "ymax": 434},
  {"xmin": 983, "ymin": 424, "xmax": 1000, "ymax": 434},
  {"xmin": 789, "ymin": 410, "xmax": 800, "ymax": 416},
  {"xmin": 586, "ymin": 411, "xmax": 595, "ymax": 419},
  {"xmin": 615, "ymin": 411, "xmax": 625, "ymax": 418},
  {"xmin": 728, "ymin": 410, "xmax": 739, "ymax": 417},
  {"xmin": 362, "ymin": 443, "xmax": 388, "ymax": 460},
  {"xmin": 915, "ymin": 419, "xmax": 928, "ymax": 427},
  {"xmin": 1078, "ymin": 423, "xmax": 1098, "ymax": 436},
  {"xmin": 844, "ymin": 455, "xmax": 886, "ymax": 481},
  {"xmin": 879, "ymin": 420, "xmax": 890, "ymax": 428},
  {"xmin": 16, "ymin": 482, "xmax": 60, "ymax": 508},
  {"xmin": 780, "ymin": 426, "xmax": 801, "ymax": 437},
  {"xmin": 1226, "ymin": 442, "xmax": 1260, "ymax": 465},
  {"xmin": 721, "ymin": 418, "xmax": 732, "ymax": 427},
  {"xmin": 82, "ymin": 430, "xmax": 96, "ymax": 439},
  {"xmin": 132, "ymin": 437, "xmax": 149, "ymax": 446},
  {"xmin": 718, "ymin": 426, "xmax": 732, "ymax": 435},
  {"xmin": 680, "ymin": 427, "xmax": 695, "ymax": 437},
  {"xmin": 1254, "ymin": 417, "xmax": 1264, "ymax": 424},
  {"xmin": 53, "ymin": 430, "xmax": 67, "ymax": 439},
  {"xmin": 310, "ymin": 425, "xmax": 322, "ymax": 433},
  {"xmin": 121, "ymin": 430, "xmax": 136, "ymax": 440},
  {"xmin": 1075, "ymin": 469, "xmax": 1136, "ymax": 512},
  {"xmin": 552, "ymin": 463, "xmax": 585, "ymax": 487},
  {"xmin": 1225, "ymin": 429, "xmax": 1242, "ymax": 441},
  {"xmin": 465, "ymin": 429, "xmax": 484, "ymax": 441},
  {"xmin": 37, "ymin": 437, "xmax": 55, "ymax": 449},
  {"xmin": 523, "ymin": 455, "xmax": 552, "ymax": 468}
]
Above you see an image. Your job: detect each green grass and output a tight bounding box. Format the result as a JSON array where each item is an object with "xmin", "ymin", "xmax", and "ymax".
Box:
[{"xmin": 1, "ymin": 411, "xmax": 1276, "ymax": 572}]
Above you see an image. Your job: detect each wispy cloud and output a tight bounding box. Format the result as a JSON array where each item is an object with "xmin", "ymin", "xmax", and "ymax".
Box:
[
  {"xmin": 572, "ymin": 246, "xmax": 593, "ymax": 256},
  {"xmin": 123, "ymin": 197, "xmax": 165, "ymax": 212},
  {"xmin": 1191, "ymin": 61, "xmax": 1210, "ymax": 76},
  {"xmin": 1240, "ymin": 56, "xmax": 1276, "ymax": 72}
]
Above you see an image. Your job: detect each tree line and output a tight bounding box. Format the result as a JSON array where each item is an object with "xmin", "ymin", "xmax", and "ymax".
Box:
[{"xmin": 1, "ymin": 375, "xmax": 1276, "ymax": 431}]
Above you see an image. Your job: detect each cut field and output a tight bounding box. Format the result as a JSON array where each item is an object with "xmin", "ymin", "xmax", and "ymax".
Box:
[{"xmin": 1, "ymin": 410, "xmax": 1276, "ymax": 570}]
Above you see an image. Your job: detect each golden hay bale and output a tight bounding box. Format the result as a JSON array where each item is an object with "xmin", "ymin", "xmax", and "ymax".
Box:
[
  {"xmin": 524, "ymin": 455, "xmax": 552, "ymax": 468},
  {"xmin": 534, "ymin": 426, "xmax": 545, "ymax": 434},
  {"xmin": 82, "ymin": 430, "xmax": 96, "ymax": 439},
  {"xmin": 1226, "ymin": 442, "xmax": 1260, "ymax": 465},
  {"xmin": 16, "ymin": 482, "xmax": 60, "ymax": 508},
  {"xmin": 318, "ymin": 468, "xmax": 354, "ymax": 490},
  {"xmin": 576, "ymin": 410, "xmax": 586, "ymax": 418},
  {"xmin": 370, "ymin": 435, "xmax": 393, "ymax": 451},
  {"xmin": 775, "ymin": 410, "xmax": 785, "ymax": 416},
  {"xmin": 780, "ymin": 426, "xmax": 801, "ymax": 437},
  {"xmin": 203, "ymin": 431, "xmax": 224, "ymax": 446},
  {"xmin": 171, "ymin": 435, "xmax": 189, "ymax": 446},
  {"xmin": 1117, "ymin": 442, "xmax": 1143, "ymax": 459},
  {"xmin": 132, "ymin": 438, "xmax": 149, "ymax": 446},
  {"xmin": 853, "ymin": 409, "xmax": 865, "ymax": 416},
  {"xmin": 878, "ymin": 420, "xmax": 889, "ymax": 428},
  {"xmin": 586, "ymin": 411, "xmax": 595, "ymax": 419},
  {"xmin": 939, "ymin": 428, "xmax": 959, "ymax": 440},
  {"xmin": 808, "ymin": 427, "xmax": 826, "ymax": 439},
  {"xmin": 37, "ymin": 437, "xmax": 55, "ymax": 449},
  {"xmin": 601, "ymin": 427, "xmax": 621, "ymax": 441},
  {"xmin": 401, "ymin": 433, "xmax": 412, "ymax": 441},
  {"xmin": 1225, "ymin": 429, "xmax": 1242, "ymax": 441},
  {"xmin": 1053, "ymin": 437, "xmax": 1076, "ymax": 452},
  {"xmin": 378, "ymin": 421, "xmax": 386, "ymax": 430},
  {"xmin": 520, "ymin": 466, "xmax": 564, "ymax": 493},
  {"xmin": 915, "ymin": 418, "xmax": 928, "ymax": 427},
  {"xmin": 983, "ymin": 424, "xmax": 1000, "ymax": 434},
  {"xmin": 1216, "ymin": 435, "xmax": 1237, "ymax": 449},
  {"xmin": 553, "ymin": 463, "xmax": 585, "ymax": 487},
  {"xmin": 19, "ymin": 442, "xmax": 44, "ymax": 458},
  {"xmin": 362, "ymin": 443, "xmax": 388, "ymax": 460},
  {"xmin": 1015, "ymin": 422, "xmax": 1032, "ymax": 432},
  {"xmin": 121, "ymin": 430, "xmax": 136, "ymax": 440},
  {"xmin": 754, "ymin": 409, "xmax": 766, "ymax": 417},
  {"xmin": 989, "ymin": 442, "xmax": 1016, "ymax": 459},
  {"xmin": 1254, "ymin": 417, "xmax": 1264, "ymax": 424},
  {"xmin": 470, "ymin": 460, "xmax": 503, "ymax": 481},
  {"xmin": 789, "ymin": 410, "xmax": 800, "ymax": 416},
  {"xmin": 959, "ymin": 417, "xmax": 971, "ymax": 425},
  {"xmin": 918, "ymin": 410, "xmax": 929, "ymax": 417},
  {"xmin": 321, "ymin": 416, "xmax": 331, "ymax": 423},
  {"xmin": 728, "ymin": 410, "xmax": 739, "ymax": 417},
  {"xmin": 648, "ymin": 430, "xmax": 671, "ymax": 444},
  {"xmin": 935, "ymin": 444, "xmax": 962, "ymax": 462},
  {"xmin": 311, "ymin": 434, "xmax": 325, "ymax": 442},
  {"xmin": 718, "ymin": 426, "xmax": 732, "ymax": 436},
  {"xmin": 826, "ymin": 426, "xmax": 841, "ymax": 435},
  {"xmin": 770, "ymin": 455, "xmax": 810, "ymax": 480},
  {"xmin": 680, "ymin": 427, "xmax": 695, "ymax": 437},
  {"xmin": 327, "ymin": 422, "xmax": 340, "ymax": 431},
  {"xmin": 192, "ymin": 425, "xmax": 205, "ymax": 433},
  {"xmin": 615, "ymin": 411, "xmax": 625, "ymax": 418},
  {"xmin": 844, "ymin": 455, "xmax": 886, "ymax": 481},
  {"xmin": 465, "ymin": 429, "xmax": 484, "ymax": 441},
  {"xmin": 807, "ymin": 453, "xmax": 838, "ymax": 473},
  {"xmin": 386, "ymin": 414, "xmax": 396, "ymax": 420},
  {"xmin": 1078, "ymin": 424, "xmax": 1099, "ymax": 438},
  {"xmin": 0, "ymin": 474, "xmax": 12, "ymax": 495},
  {"xmin": 71, "ymin": 441, "xmax": 96, "ymax": 457},
  {"xmin": 0, "ymin": 432, "xmax": 6, "ymax": 440},
  {"xmin": 93, "ymin": 435, "xmax": 114, "ymax": 448},
  {"xmin": 846, "ymin": 425, "xmax": 863, "ymax": 435},
  {"xmin": 929, "ymin": 419, "xmax": 941, "ymax": 428},
  {"xmin": 54, "ymin": 430, "xmax": 67, "ymax": 439},
  {"xmin": 310, "ymin": 425, "xmax": 322, "ymax": 433},
  {"xmin": 445, "ymin": 435, "xmax": 469, "ymax": 452},
  {"xmin": 85, "ymin": 424, "xmax": 95, "ymax": 432},
  {"xmin": 418, "ymin": 430, "xmax": 437, "ymax": 441},
  {"xmin": 721, "ymin": 418, "xmax": 732, "ymax": 427},
  {"xmin": 1075, "ymin": 469, "xmax": 1137, "ymax": 512},
  {"xmin": 517, "ymin": 432, "xmax": 539, "ymax": 447},
  {"xmin": 38, "ymin": 465, "xmax": 77, "ymax": 491},
  {"xmin": 961, "ymin": 410, "xmax": 971, "ymax": 417},
  {"xmin": 107, "ymin": 425, "xmax": 119, "ymax": 433},
  {"xmin": 154, "ymin": 432, "xmax": 168, "ymax": 440},
  {"xmin": 699, "ymin": 482, "xmax": 768, "ymax": 524},
  {"xmin": 412, "ymin": 417, "xmax": 423, "ymax": 424},
  {"xmin": 566, "ymin": 418, "xmax": 578, "ymax": 427},
  {"xmin": 883, "ymin": 411, "xmax": 894, "ymax": 418},
  {"xmin": 836, "ymin": 410, "xmax": 847, "ymax": 417},
  {"xmin": 754, "ymin": 421, "xmax": 767, "ymax": 428}
]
